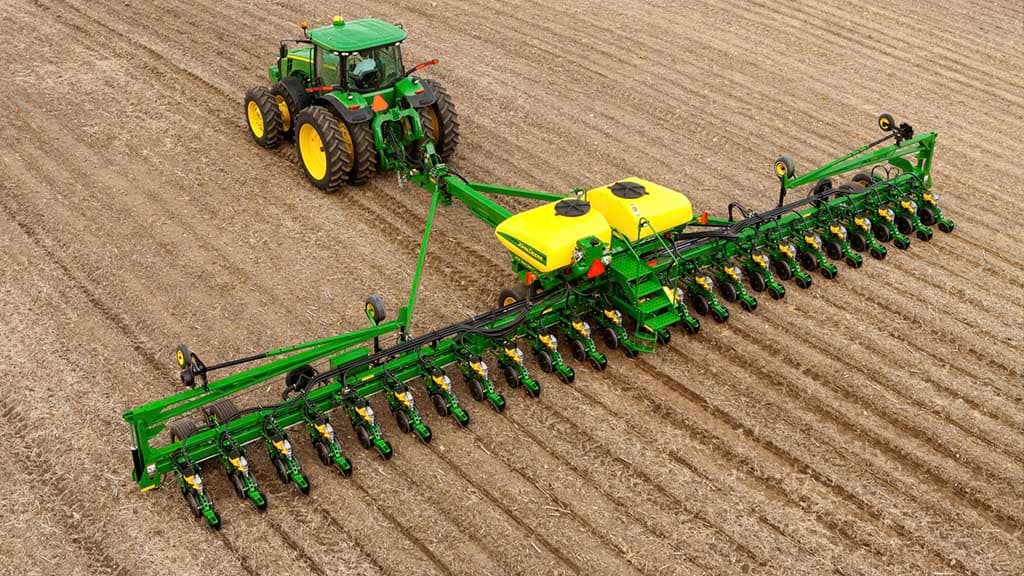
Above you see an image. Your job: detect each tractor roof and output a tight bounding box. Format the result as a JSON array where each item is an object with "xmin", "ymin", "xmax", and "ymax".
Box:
[{"xmin": 308, "ymin": 17, "xmax": 407, "ymax": 52}]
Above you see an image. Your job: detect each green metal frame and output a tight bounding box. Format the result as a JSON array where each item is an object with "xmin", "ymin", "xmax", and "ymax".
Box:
[{"xmin": 125, "ymin": 114, "xmax": 954, "ymax": 529}]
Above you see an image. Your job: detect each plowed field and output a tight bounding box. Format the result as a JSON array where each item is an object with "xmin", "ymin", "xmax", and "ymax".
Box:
[{"xmin": 1, "ymin": 1, "xmax": 1021, "ymax": 575}]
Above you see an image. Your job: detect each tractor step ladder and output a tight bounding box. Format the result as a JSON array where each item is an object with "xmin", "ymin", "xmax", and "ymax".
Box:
[{"xmin": 609, "ymin": 250, "xmax": 681, "ymax": 336}]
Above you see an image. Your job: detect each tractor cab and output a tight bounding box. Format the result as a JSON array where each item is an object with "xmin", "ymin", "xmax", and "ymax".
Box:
[{"xmin": 306, "ymin": 17, "xmax": 407, "ymax": 93}]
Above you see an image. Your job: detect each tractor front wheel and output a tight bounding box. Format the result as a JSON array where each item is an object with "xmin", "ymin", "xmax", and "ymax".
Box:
[
  {"xmin": 245, "ymin": 86, "xmax": 284, "ymax": 148},
  {"xmin": 294, "ymin": 106, "xmax": 350, "ymax": 192}
]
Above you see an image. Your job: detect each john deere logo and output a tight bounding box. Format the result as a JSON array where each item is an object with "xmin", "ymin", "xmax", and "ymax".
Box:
[{"xmin": 497, "ymin": 231, "xmax": 547, "ymax": 265}]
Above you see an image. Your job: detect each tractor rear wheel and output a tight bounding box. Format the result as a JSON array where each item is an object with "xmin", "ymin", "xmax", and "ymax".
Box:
[
  {"xmin": 244, "ymin": 86, "xmax": 284, "ymax": 148},
  {"xmin": 294, "ymin": 106, "xmax": 350, "ymax": 192},
  {"xmin": 340, "ymin": 117, "xmax": 378, "ymax": 185},
  {"xmin": 418, "ymin": 79, "xmax": 460, "ymax": 162}
]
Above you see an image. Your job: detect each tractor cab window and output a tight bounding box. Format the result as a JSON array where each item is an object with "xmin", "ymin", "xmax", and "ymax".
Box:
[
  {"xmin": 317, "ymin": 48, "xmax": 341, "ymax": 87},
  {"xmin": 345, "ymin": 44, "xmax": 403, "ymax": 92}
]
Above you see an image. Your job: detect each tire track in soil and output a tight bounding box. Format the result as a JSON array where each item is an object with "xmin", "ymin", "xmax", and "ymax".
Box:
[
  {"xmin": 488, "ymin": 402, "xmax": 795, "ymax": 574},
  {"xmin": 826, "ymin": 274, "xmax": 1024, "ymax": 426},
  {"xmin": 558, "ymin": 364, "xmax": 916, "ymax": 575},
  {"xmin": 657, "ymin": 324, "xmax": 1024, "ymax": 570},
  {"xmin": 0, "ymin": 399, "xmax": 135, "ymax": 576},
  {"xmin": 666, "ymin": 327, "xmax": 1023, "ymax": 540},
  {"xmin": 480, "ymin": 0, "xmax": 1024, "ymax": 210},
  {"xmin": 628, "ymin": 354, "xmax": 988, "ymax": 576},
  {"xmin": 733, "ymin": 305, "xmax": 1024, "ymax": 518},
  {"xmin": 421, "ymin": 445, "xmax": 586, "ymax": 575},
  {"xmin": 600, "ymin": 358, "xmax": 966, "ymax": 575}
]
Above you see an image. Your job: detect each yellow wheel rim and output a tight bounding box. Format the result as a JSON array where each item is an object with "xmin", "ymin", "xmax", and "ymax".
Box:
[
  {"xmin": 176, "ymin": 349, "xmax": 185, "ymax": 367},
  {"xmin": 275, "ymin": 95, "xmax": 291, "ymax": 132},
  {"xmin": 502, "ymin": 296, "xmax": 517, "ymax": 307},
  {"xmin": 247, "ymin": 101, "xmax": 265, "ymax": 138},
  {"xmin": 337, "ymin": 121, "xmax": 355, "ymax": 171},
  {"xmin": 422, "ymin": 107, "xmax": 440, "ymax": 144},
  {"xmin": 299, "ymin": 124, "xmax": 327, "ymax": 180}
]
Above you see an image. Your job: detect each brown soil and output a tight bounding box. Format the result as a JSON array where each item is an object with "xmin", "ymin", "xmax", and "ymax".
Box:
[{"xmin": 0, "ymin": 1, "xmax": 1021, "ymax": 575}]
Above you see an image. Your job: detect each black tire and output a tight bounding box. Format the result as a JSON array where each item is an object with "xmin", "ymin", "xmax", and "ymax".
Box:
[
  {"xmin": 810, "ymin": 178, "xmax": 832, "ymax": 196},
  {"xmin": 536, "ymin": 350, "xmax": 554, "ymax": 373},
  {"xmin": 821, "ymin": 266, "xmax": 837, "ymax": 280},
  {"xmin": 773, "ymin": 156, "xmax": 795, "ymax": 179},
  {"xmin": 364, "ymin": 295, "xmax": 386, "ymax": 324},
  {"xmin": 342, "ymin": 118, "xmax": 378, "ymax": 185},
  {"xmin": 719, "ymin": 282, "xmax": 738, "ymax": 302},
  {"xmin": 396, "ymin": 411, "xmax": 412, "ymax": 434},
  {"xmin": 590, "ymin": 357, "xmax": 608, "ymax": 371},
  {"xmin": 274, "ymin": 458, "xmax": 289, "ymax": 483},
  {"xmin": 244, "ymin": 86, "xmax": 284, "ymax": 148},
  {"xmin": 869, "ymin": 247, "xmax": 886, "ymax": 260},
  {"xmin": 601, "ymin": 327, "xmax": 620, "ymax": 350},
  {"xmin": 206, "ymin": 398, "xmax": 240, "ymax": 425},
  {"xmin": 169, "ymin": 419, "xmax": 200, "ymax": 443},
  {"xmin": 873, "ymin": 223, "xmax": 892, "ymax": 242},
  {"xmin": 184, "ymin": 490, "xmax": 201, "ymax": 518},
  {"xmin": 894, "ymin": 236, "xmax": 911, "ymax": 250},
  {"xmin": 938, "ymin": 221, "xmax": 954, "ymax": 233},
  {"xmin": 497, "ymin": 284, "xmax": 528, "ymax": 308},
  {"xmin": 469, "ymin": 378, "xmax": 485, "ymax": 401},
  {"xmin": 418, "ymin": 79, "xmax": 460, "ymax": 162},
  {"xmin": 285, "ymin": 365, "xmax": 317, "ymax": 394},
  {"xmin": 795, "ymin": 275, "xmax": 812, "ymax": 289},
  {"xmin": 798, "ymin": 251, "xmax": 819, "ymax": 271},
  {"xmin": 749, "ymin": 271, "xmax": 766, "ymax": 292},
  {"xmin": 271, "ymin": 76, "xmax": 311, "ymax": 138},
  {"xmin": 895, "ymin": 215, "xmax": 914, "ymax": 235},
  {"xmin": 432, "ymin": 393, "xmax": 451, "ymax": 416},
  {"xmin": 849, "ymin": 232, "xmax": 867, "ymax": 252},
  {"xmin": 571, "ymin": 340, "xmax": 587, "ymax": 362},
  {"xmin": 503, "ymin": 365, "xmax": 521, "ymax": 388},
  {"xmin": 824, "ymin": 240, "xmax": 843, "ymax": 260},
  {"xmin": 878, "ymin": 112, "xmax": 895, "ymax": 132},
  {"xmin": 294, "ymin": 106, "xmax": 350, "ymax": 191},
  {"xmin": 315, "ymin": 440, "xmax": 331, "ymax": 465},
  {"xmin": 773, "ymin": 260, "xmax": 792, "ymax": 281},
  {"xmin": 917, "ymin": 206, "xmax": 936, "ymax": 226},
  {"xmin": 231, "ymin": 473, "xmax": 245, "ymax": 498},
  {"xmin": 851, "ymin": 172, "xmax": 875, "ymax": 188},
  {"xmin": 656, "ymin": 330, "xmax": 671, "ymax": 345},
  {"xmin": 691, "ymin": 294, "xmax": 710, "ymax": 316},
  {"xmin": 356, "ymin": 425, "xmax": 372, "ymax": 449}
]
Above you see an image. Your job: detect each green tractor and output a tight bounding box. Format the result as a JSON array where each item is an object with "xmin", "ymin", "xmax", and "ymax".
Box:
[{"xmin": 244, "ymin": 16, "xmax": 460, "ymax": 190}]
